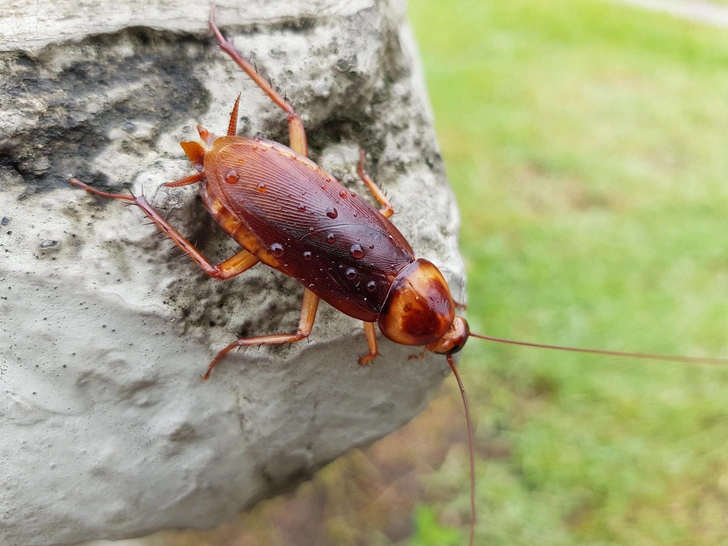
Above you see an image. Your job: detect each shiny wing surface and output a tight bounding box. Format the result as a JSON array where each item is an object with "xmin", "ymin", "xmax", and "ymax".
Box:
[{"xmin": 205, "ymin": 137, "xmax": 415, "ymax": 321}]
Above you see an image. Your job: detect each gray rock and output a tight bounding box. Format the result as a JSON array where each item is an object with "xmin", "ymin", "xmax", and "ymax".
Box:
[{"xmin": 0, "ymin": 0, "xmax": 465, "ymax": 544}]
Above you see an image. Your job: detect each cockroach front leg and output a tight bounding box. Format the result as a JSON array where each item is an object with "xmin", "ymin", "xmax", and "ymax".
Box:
[
  {"xmin": 357, "ymin": 150, "xmax": 394, "ymax": 219},
  {"xmin": 204, "ymin": 288, "xmax": 319, "ymax": 379},
  {"xmin": 69, "ymin": 178, "xmax": 259, "ymax": 280},
  {"xmin": 358, "ymin": 322, "xmax": 380, "ymax": 366}
]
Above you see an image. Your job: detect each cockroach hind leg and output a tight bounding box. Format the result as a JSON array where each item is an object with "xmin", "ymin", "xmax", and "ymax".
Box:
[
  {"xmin": 208, "ymin": 6, "xmax": 309, "ymax": 156},
  {"xmin": 68, "ymin": 178, "xmax": 136, "ymax": 202}
]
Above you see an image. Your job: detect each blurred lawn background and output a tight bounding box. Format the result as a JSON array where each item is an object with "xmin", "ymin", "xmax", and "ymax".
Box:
[
  {"xmin": 412, "ymin": 1, "xmax": 728, "ymax": 544},
  {"xmin": 107, "ymin": 0, "xmax": 728, "ymax": 544}
]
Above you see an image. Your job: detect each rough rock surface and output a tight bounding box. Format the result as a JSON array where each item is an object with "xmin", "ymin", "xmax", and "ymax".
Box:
[{"xmin": 0, "ymin": 1, "xmax": 465, "ymax": 545}]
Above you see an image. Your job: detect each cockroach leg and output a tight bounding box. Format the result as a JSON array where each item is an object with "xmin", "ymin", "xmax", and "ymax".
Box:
[
  {"xmin": 213, "ymin": 249, "xmax": 260, "ymax": 279},
  {"xmin": 69, "ymin": 178, "xmax": 260, "ymax": 280},
  {"xmin": 69, "ymin": 178, "xmax": 135, "ymax": 202},
  {"xmin": 357, "ymin": 149, "xmax": 394, "ymax": 219},
  {"xmin": 203, "ymin": 288, "xmax": 320, "ymax": 379},
  {"xmin": 209, "ymin": 9, "xmax": 308, "ymax": 157},
  {"xmin": 358, "ymin": 322, "xmax": 380, "ymax": 366},
  {"xmin": 407, "ymin": 348, "xmax": 427, "ymax": 361}
]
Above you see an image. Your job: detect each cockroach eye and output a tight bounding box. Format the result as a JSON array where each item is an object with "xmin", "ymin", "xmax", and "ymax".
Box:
[
  {"xmin": 326, "ymin": 207, "xmax": 338, "ymax": 219},
  {"xmin": 225, "ymin": 170, "xmax": 239, "ymax": 184},
  {"xmin": 345, "ymin": 267, "xmax": 357, "ymax": 280},
  {"xmin": 257, "ymin": 182, "xmax": 267, "ymax": 193},
  {"xmin": 327, "ymin": 233, "xmax": 336, "ymax": 243},
  {"xmin": 303, "ymin": 251, "xmax": 312, "ymax": 260},
  {"xmin": 350, "ymin": 243, "xmax": 364, "ymax": 259},
  {"xmin": 269, "ymin": 243, "xmax": 284, "ymax": 257},
  {"xmin": 366, "ymin": 280, "xmax": 377, "ymax": 292}
]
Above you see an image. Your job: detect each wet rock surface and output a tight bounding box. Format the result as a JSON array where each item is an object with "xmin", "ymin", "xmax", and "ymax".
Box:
[{"xmin": 0, "ymin": 1, "xmax": 465, "ymax": 544}]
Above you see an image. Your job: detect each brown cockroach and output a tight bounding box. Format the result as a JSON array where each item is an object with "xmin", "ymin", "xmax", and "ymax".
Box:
[{"xmin": 68, "ymin": 9, "xmax": 728, "ymax": 546}]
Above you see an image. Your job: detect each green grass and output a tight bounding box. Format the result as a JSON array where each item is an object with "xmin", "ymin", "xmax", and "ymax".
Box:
[{"xmin": 409, "ymin": 0, "xmax": 728, "ymax": 544}]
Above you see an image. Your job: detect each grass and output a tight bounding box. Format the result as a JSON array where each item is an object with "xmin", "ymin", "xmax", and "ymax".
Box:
[
  {"xmin": 127, "ymin": 2, "xmax": 728, "ymax": 545},
  {"xmin": 408, "ymin": 0, "xmax": 728, "ymax": 544}
]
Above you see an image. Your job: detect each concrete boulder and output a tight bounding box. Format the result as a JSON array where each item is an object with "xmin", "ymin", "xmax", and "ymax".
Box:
[{"xmin": 0, "ymin": 1, "xmax": 465, "ymax": 544}]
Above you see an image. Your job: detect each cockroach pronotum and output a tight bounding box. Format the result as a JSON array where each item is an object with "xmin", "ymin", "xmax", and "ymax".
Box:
[{"xmin": 68, "ymin": 8, "xmax": 728, "ymax": 546}]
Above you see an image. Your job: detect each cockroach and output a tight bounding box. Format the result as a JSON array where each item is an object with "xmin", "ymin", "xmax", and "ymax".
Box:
[{"xmin": 68, "ymin": 8, "xmax": 728, "ymax": 546}]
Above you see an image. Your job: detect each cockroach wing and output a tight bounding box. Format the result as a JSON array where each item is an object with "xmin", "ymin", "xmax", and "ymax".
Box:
[{"xmin": 204, "ymin": 137, "xmax": 415, "ymax": 322}]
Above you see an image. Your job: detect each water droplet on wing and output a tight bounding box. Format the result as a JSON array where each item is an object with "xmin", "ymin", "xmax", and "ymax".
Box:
[
  {"xmin": 270, "ymin": 243, "xmax": 284, "ymax": 257},
  {"xmin": 225, "ymin": 170, "xmax": 239, "ymax": 184},
  {"xmin": 350, "ymin": 244, "xmax": 364, "ymax": 259}
]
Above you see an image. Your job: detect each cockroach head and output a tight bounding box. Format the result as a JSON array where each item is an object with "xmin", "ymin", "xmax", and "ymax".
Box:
[
  {"xmin": 427, "ymin": 316, "xmax": 470, "ymax": 355},
  {"xmin": 378, "ymin": 258, "xmax": 468, "ymax": 354}
]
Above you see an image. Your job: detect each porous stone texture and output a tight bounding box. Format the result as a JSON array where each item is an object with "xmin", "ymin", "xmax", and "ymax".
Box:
[{"xmin": 0, "ymin": 1, "xmax": 465, "ymax": 545}]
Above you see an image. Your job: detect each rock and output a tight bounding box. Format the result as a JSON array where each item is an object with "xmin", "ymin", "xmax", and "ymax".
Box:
[{"xmin": 0, "ymin": 0, "xmax": 465, "ymax": 544}]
